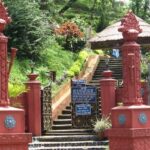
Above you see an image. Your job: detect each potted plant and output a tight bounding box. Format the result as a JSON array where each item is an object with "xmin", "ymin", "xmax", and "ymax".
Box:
[{"xmin": 93, "ymin": 116, "xmax": 111, "ymax": 140}]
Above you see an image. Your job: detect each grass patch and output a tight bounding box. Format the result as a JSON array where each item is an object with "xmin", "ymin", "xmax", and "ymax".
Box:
[{"xmin": 9, "ymin": 40, "xmax": 78, "ymax": 87}]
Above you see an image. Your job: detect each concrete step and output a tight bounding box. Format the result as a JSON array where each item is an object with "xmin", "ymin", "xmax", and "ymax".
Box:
[
  {"xmin": 45, "ymin": 129, "xmax": 93, "ymax": 134},
  {"xmin": 32, "ymin": 135, "xmax": 100, "ymax": 142},
  {"xmin": 58, "ymin": 114, "xmax": 71, "ymax": 119},
  {"xmin": 66, "ymin": 106, "xmax": 71, "ymax": 110},
  {"xmin": 52, "ymin": 124, "xmax": 72, "ymax": 130},
  {"xmin": 94, "ymin": 71, "xmax": 122, "ymax": 74},
  {"xmin": 95, "ymin": 69, "xmax": 122, "ymax": 73},
  {"xmin": 29, "ymin": 145, "xmax": 108, "ymax": 150},
  {"xmin": 29, "ymin": 140, "xmax": 108, "ymax": 148},
  {"xmin": 98, "ymin": 63, "xmax": 122, "ymax": 66},
  {"xmin": 44, "ymin": 129, "xmax": 95, "ymax": 135},
  {"xmin": 44, "ymin": 132, "xmax": 95, "ymax": 136},
  {"xmin": 96, "ymin": 67, "xmax": 122, "ymax": 71},
  {"xmin": 53, "ymin": 119, "xmax": 72, "ymax": 125},
  {"xmin": 62, "ymin": 109, "xmax": 72, "ymax": 114},
  {"xmin": 92, "ymin": 76, "xmax": 122, "ymax": 79}
]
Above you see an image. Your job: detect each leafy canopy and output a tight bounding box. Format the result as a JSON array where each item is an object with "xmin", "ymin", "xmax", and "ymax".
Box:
[{"xmin": 4, "ymin": 0, "xmax": 51, "ymax": 60}]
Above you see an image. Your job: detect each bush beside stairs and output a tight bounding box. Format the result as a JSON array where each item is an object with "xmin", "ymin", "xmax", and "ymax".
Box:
[{"xmin": 29, "ymin": 57, "xmax": 122, "ymax": 150}]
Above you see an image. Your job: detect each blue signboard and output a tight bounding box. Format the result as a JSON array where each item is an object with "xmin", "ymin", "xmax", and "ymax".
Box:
[
  {"xmin": 75, "ymin": 104, "xmax": 91, "ymax": 116},
  {"xmin": 72, "ymin": 86, "xmax": 97, "ymax": 103},
  {"xmin": 72, "ymin": 80, "xmax": 86, "ymax": 86}
]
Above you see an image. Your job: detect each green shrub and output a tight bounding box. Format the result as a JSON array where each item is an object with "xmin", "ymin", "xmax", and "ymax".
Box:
[
  {"xmin": 9, "ymin": 59, "xmax": 29, "ymax": 83},
  {"xmin": 67, "ymin": 50, "xmax": 89, "ymax": 77},
  {"xmin": 93, "ymin": 116, "xmax": 111, "ymax": 133},
  {"xmin": 78, "ymin": 50, "xmax": 89, "ymax": 60},
  {"xmin": 8, "ymin": 82, "xmax": 27, "ymax": 98},
  {"xmin": 94, "ymin": 49, "xmax": 104, "ymax": 56},
  {"xmin": 36, "ymin": 66, "xmax": 49, "ymax": 85},
  {"xmin": 68, "ymin": 64, "xmax": 80, "ymax": 77},
  {"xmin": 39, "ymin": 38, "xmax": 77, "ymax": 79}
]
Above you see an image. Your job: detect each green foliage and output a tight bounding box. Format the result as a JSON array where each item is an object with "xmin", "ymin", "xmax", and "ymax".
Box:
[
  {"xmin": 141, "ymin": 54, "xmax": 150, "ymax": 79},
  {"xmin": 39, "ymin": 38, "xmax": 77, "ymax": 79},
  {"xmin": 71, "ymin": 15, "xmax": 89, "ymax": 31},
  {"xmin": 59, "ymin": 0, "xmax": 78, "ymax": 14},
  {"xmin": 94, "ymin": 49, "xmax": 104, "ymax": 56},
  {"xmin": 9, "ymin": 59, "xmax": 29, "ymax": 83},
  {"xmin": 4, "ymin": 0, "xmax": 132, "ymax": 97},
  {"xmin": 10, "ymin": 38, "xmax": 77, "ymax": 86},
  {"xmin": 87, "ymin": 0, "xmax": 128, "ymax": 31},
  {"xmin": 4, "ymin": 0, "xmax": 51, "ymax": 60},
  {"xmin": 8, "ymin": 82, "xmax": 27, "ymax": 98},
  {"xmin": 93, "ymin": 116, "xmax": 111, "ymax": 133},
  {"xmin": 130, "ymin": 0, "xmax": 150, "ymax": 22},
  {"xmin": 67, "ymin": 50, "xmax": 89, "ymax": 77},
  {"xmin": 36, "ymin": 66, "xmax": 49, "ymax": 85},
  {"xmin": 68, "ymin": 64, "xmax": 80, "ymax": 77},
  {"xmin": 141, "ymin": 62, "xmax": 148, "ymax": 79}
]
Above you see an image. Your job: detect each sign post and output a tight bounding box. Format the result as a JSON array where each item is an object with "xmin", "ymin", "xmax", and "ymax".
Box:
[{"xmin": 71, "ymin": 80, "xmax": 98, "ymax": 128}]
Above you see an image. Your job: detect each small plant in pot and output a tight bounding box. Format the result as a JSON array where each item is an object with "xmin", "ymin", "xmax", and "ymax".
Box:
[{"xmin": 93, "ymin": 116, "xmax": 111, "ymax": 140}]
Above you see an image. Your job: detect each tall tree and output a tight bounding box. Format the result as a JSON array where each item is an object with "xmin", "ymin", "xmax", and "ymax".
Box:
[
  {"xmin": 142, "ymin": 0, "xmax": 150, "ymax": 19},
  {"xmin": 88, "ymin": 0, "xmax": 127, "ymax": 32},
  {"xmin": 130, "ymin": 0, "xmax": 150, "ymax": 22},
  {"xmin": 59, "ymin": 0, "xmax": 78, "ymax": 14},
  {"xmin": 5, "ymin": 0, "xmax": 51, "ymax": 60}
]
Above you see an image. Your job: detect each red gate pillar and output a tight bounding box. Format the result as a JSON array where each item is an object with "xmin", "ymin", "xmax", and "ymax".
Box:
[
  {"xmin": 108, "ymin": 11, "xmax": 150, "ymax": 150},
  {"xmin": 0, "ymin": 2, "xmax": 32, "ymax": 150},
  {"xmin": 100, "ymin": 70, "xmax": 117, "ymax": 117},
  {"xmin": 26, "ymin": 73, "xmax": 41, "ymax": 136}
]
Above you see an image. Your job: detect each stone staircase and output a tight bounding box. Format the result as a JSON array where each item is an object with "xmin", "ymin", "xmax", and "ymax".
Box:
[
  {"xmin": 29, "ymin": 104, "xmax": 109, "ymax": 150},
  {"xmin": 52, "ymin": 105, "xmax": 72, "ymax": 130},
  {"xmin": 29, "ymin": 57, "xmax": 122, "ymax": 150},
  {"xmin": 89, "ymin": 57, "xmax": 123, "ymax": 119},
  {"xmin": 89, "ymin": 57, "xmax": 123, "ymax": 88}
]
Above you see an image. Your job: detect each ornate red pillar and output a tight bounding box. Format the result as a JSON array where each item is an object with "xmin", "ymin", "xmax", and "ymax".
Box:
[
  {"xmin": 100, "ymin": 70, "xmax": 117, "ymax": 117},
  {"xmin": 0, "ymin": 14, "xmax": 10, "ymax": 106},
  {"xmin": 108, "ymin": 11, "xmax": 150, "ymax": 150},
  {"xmin": 120, "ymin": 17, "xmax": 142, "ymax": 105},
  {"xmin": 0, "ymin": 2, "xmax": 32, "ymax": 150}
]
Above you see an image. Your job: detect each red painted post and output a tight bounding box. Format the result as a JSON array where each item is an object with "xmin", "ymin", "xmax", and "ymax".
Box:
[
  {"xmin": 100, "ymin": 70, "xmax": 117, "ymax": 116},
  {"xmin": 0, "ymin": 21, "xmax": 10, "ymax": 106},
  {"xmin": 0, "ymin": 2, "xmax": 32, "ymax": 150},
  {"xmin": 26, "ymin": 73, "xmax": 41, "ymax": 136},
  {"xmin": 108, "ymin": 11, "xmax": 150, "ymax": 150}
]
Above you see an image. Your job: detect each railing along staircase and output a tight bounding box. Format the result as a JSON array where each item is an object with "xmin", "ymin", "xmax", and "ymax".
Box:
[{"xmin": 29, "ymin": 57, "xmax": 123, "ymax": 150}]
